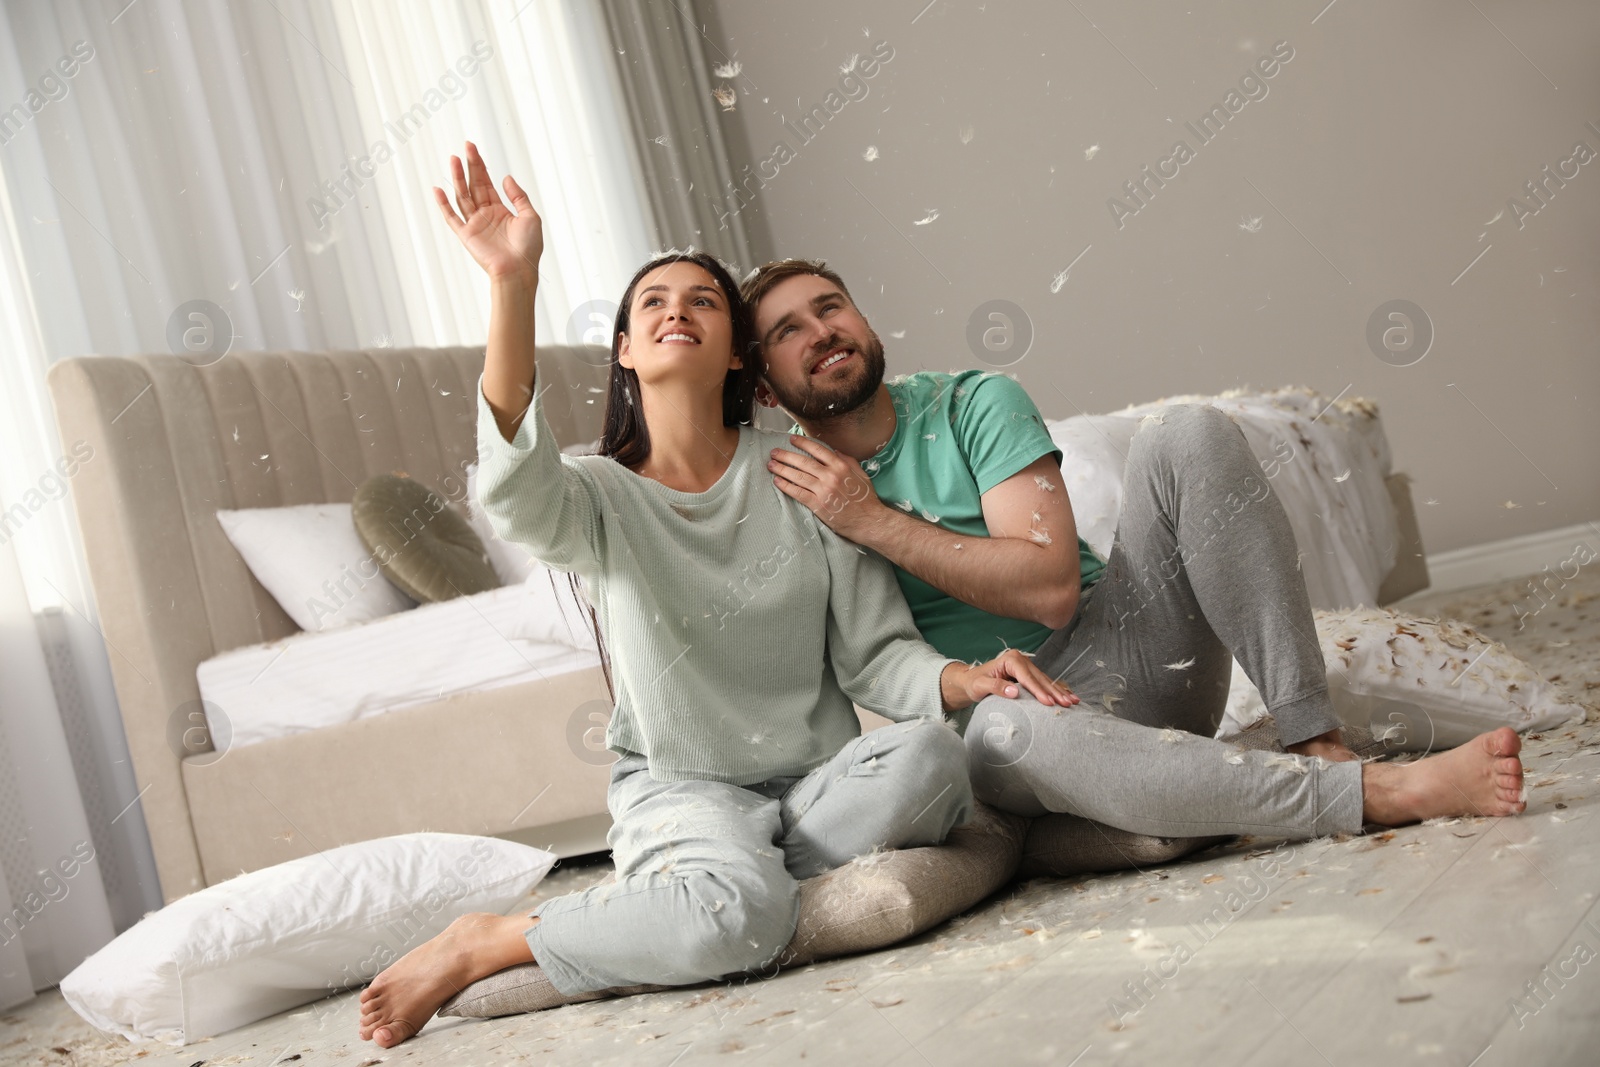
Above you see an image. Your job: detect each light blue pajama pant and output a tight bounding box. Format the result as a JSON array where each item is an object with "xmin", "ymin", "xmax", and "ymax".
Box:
[{"xmin": 525, "ymin": 717, "xmax": 973, "ymax": 996}]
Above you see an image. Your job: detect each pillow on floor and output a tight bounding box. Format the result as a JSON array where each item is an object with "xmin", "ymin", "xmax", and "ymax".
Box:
[
  {"xmin": 774, "ymin": 799, "xmax": 1029, "ymax": 968},
  {"xmin": 60, "ymin": 833, "xmax": 555, "ymax": 1045},
  {"xmin": 1020, "ymin": 820, "xmax": 1231, "ymax": 879},
  {"xmin": 437, "ymin": 802, "xmax": 1029, "ymax": 1019},
  {"xmin": 1218, "ymin": 606, "xmax": 1584, "ymax": 751}
]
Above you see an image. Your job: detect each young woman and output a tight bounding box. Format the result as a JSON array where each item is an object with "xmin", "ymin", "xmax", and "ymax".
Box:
[{"xmin": 356, "ymin": 142, "xmax": 1076, "ymax": 1049}]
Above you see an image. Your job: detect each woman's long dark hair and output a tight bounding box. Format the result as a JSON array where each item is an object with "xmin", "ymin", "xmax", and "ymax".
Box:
[{"xmin": 563, "ymin": 249, "xmax": 762, "ymax": 698}]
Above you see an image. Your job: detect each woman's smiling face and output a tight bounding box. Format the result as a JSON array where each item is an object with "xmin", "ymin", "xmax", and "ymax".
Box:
[{"xmin": 618, "ymin": 261, "xmax": 742, "ymax": 390}]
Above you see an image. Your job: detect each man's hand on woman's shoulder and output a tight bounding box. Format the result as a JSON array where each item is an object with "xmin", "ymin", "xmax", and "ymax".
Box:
[{"xmin": 768, "ymin": 435, "xmax": 888, "ymax": 541}]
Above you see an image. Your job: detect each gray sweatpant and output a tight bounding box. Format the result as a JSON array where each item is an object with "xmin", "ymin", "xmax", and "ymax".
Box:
[
  {"xmin": 966, "ymin": 403, "xmax": 1365, "ymax": 839},
  {"xmin": 526, "ymin": 717, "xmax": 973, "ymax": 995}
]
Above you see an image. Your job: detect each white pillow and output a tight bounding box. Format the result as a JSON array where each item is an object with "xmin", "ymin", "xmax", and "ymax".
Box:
[
  {"xmin": 463, "ymin": 463, "xmax": 599, "ymax": 650},
  {"xmin": 216, "ymin": 503, "xmax": 416, "ymax": 632},
  {"xmin": 59, "ymin": 833, "xmax": 555, "ymax": 1046},
  {"xmin": 1218, "ymin": 607, "xmax": 1584, "ymax": 750},
  {"xmin": 465, "ymin": 462, "xmax": 538, "ymax": 585},
  {"xmin": 515, "ymin": 568, "xmax": 600, "ymax": 652}
]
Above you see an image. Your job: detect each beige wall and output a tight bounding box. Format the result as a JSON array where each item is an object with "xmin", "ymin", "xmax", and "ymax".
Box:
[{"xmin": 699, "ymin": 1, "xmax": 1598, "ymax": 556}]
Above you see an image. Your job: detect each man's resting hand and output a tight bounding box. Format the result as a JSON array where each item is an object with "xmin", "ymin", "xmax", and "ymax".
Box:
[{"xmin": 940, "ymin": 649, "xmax": 1080, "ymax": 713}]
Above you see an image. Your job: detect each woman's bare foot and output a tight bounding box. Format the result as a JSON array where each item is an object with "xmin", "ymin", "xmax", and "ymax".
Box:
[
  {"xmin": 357, "ymin": 912, "xmax": 536, "ymax": 1048},
  {"xmin": 1362, "ymin": 726, "xmax": 1525, "ymax": 826}
]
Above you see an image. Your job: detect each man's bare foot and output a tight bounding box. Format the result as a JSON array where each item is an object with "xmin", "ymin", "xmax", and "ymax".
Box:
[
  {"xmin": 357, "ymin": 913, "xmax": 535, "ymax": 1048},
  {"xmin": 1362, "ymin": 727, "xmax": 1525, "ymax": 826}
]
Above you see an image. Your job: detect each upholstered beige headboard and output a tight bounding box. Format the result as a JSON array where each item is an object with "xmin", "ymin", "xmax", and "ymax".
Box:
[{"xmin": 45, "ymin": 345, "xmax": 611, "ymax": 898}]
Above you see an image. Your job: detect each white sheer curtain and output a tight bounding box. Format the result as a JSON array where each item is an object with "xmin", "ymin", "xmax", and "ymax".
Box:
[
  {"xmin": 0, "ymin": 167, "xmax": 125, "ymax": 1006},
  {"xmin": 328, "ymin": 0, "xmax": 656, "ymax": 343},
  {"xmin": 0, "ymin": 0, "xmax": 657, "ymax": 1007}
]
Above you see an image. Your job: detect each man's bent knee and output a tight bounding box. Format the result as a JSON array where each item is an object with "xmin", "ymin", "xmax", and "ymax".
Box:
[
  {"xmin": 1145, "ymin": 403, "xmax": 1240, "ymax": 454},
  {"xmin": 1128, "ymin": 403, "xmax": 1249, "ymax": 485},
  {"xmin": 965, "ymin": 695, "xmax": 1034, "ymax": 769},
  {"xmin": 963, "ymin": 696, "xmax": 1052, "ymax": 816}
]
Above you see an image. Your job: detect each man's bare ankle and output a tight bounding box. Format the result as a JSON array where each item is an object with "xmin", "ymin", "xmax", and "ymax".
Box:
[{"xmin": 1360, "ymin": 763, "xmax": 1408, "ymax": 826}]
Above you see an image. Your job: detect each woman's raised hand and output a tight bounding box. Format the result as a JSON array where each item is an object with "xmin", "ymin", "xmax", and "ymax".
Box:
[{"xmin": 433, "ymin": 140, "xmax": 544, "ymax": 283}]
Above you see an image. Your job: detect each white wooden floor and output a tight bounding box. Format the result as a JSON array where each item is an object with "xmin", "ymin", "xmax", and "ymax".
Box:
[{"xmin": 8, "ymin": 565, "xmax": 1599, "ymax": 1066}]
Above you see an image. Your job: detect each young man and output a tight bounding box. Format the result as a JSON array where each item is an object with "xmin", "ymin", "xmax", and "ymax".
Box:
[{"xmin": 742, "ymin": 259, "xmax": 1526, "ymax": 839}]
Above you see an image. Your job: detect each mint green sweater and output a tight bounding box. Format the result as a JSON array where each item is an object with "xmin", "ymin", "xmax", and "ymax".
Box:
[{"xmin": 474, "ymin": 374, "xmax": 956, "ymax": 785}]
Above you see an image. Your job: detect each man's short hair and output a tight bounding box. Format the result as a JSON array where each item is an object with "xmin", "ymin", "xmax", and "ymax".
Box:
[{"xmin": 739, "ymin": 258, "xmax": 854, "ymax": 318}]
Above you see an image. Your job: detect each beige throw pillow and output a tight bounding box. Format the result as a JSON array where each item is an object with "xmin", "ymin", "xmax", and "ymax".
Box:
[
  {"xmin": 438, "ymin": 802, "xmax": 1029, "ymax": 1019},
  {"xmin": 352, "ymin": 473, "xmax": 499, "ymax": 603}
]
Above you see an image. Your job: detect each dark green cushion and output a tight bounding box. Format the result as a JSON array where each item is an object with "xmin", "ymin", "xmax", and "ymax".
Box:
[{"xmin": 351, "ymin": 474, "xmax": 499, "ymax": 603}]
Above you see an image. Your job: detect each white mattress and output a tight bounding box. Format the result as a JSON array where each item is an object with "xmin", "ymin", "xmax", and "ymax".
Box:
[{"xmin": 197, "ymin": 582, "xmax": 602, "ymax": 751}]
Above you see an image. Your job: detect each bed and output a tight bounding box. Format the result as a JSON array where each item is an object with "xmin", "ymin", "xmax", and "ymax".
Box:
[
  {"xmin": 46, "ymin": 346, "xmax": 1430, "ymax": 905},
  {"xmin": 46, "ymin": 346, "xmax": 622, "ymax": 904}
]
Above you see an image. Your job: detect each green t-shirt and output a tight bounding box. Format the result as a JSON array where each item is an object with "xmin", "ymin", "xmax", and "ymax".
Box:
[{"xmin": 854, "ymin": 370, "xmax": 1106, "ymax": 663}]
